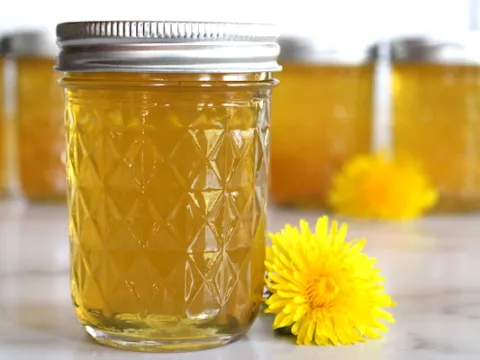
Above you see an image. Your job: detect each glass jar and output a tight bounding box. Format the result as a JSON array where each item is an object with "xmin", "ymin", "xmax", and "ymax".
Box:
[
  {"xmin": 11, "ymin": 31, "xmax": 65, "ymax": 202},
  {"xmin": 55, "ymin": 21, "xmax": 280, "ymax": 352},
  {"xmin": 391, "ymin": 35, "xmax": 480, "ymax": 212},
  {"xmin": 270, "ymin": 36, "xmax": 375, "ymax": 208}
]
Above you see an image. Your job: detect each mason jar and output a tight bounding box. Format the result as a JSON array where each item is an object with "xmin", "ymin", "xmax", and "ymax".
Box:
[
  {"xmin": 10, "ymin": 31, "xmax": 66, "ymax": 202},
  {"xmin": 55, "ymin": 21, "xmax": 280, "ymax": 352},
  {"xmin": 391, "ymin": 35, "xmax": 480, "ymax": 212},
  {"xmin": 270, "ymin": 36, "xmax": 375, "ymax": 208}
]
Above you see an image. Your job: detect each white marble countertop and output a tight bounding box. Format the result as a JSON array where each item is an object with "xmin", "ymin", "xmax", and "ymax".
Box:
[{"xmin": 0, "ymin": 200, "xmax": 479, "ymax": 359}]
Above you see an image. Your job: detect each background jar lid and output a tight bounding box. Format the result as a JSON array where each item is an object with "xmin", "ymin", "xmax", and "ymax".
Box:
[
  {"xmin": 2, "ymin": 30, "xmax": 58, "ymax": 59},
  {"xmin": 278, "ymin": 34, "xmax": 378, "ymax": 65},
  {"xmin": 390, "ymin": 33, "xmax": 480, "ymax": 64},
  {"xmin": 55, "ymin": 21, "xmax": 282, "ymax": 73},
  {"xmin": 0, "ymin": 36, "xmax": 8, "ymax": 56}
]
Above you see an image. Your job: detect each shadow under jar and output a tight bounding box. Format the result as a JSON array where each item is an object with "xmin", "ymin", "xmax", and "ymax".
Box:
[
  {"xmin": 11, "ymin": 31, "xmax": 66, "ymax": 202},
  {"xmin": 270, "ymin": 36, "xmax": 375, "ymax": 208},
  {"xmin": 391, "ymin": 36, "xmax": 480, "ymax": 212},
  {"xmin": 55, "ymin": 21, "xmax": 281, "ymax": 352}
]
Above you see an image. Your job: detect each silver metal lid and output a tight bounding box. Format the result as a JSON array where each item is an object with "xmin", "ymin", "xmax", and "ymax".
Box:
[
  {"xmin": 390, "ymin": 34, "xmax": 480, "ymax": 64},
  {"xmin": 4, "ymin": 30, "xmax": 58, "ymax": 58},
  {"xmin": 55, "ymin": 21, "xmax": 281, "ymax": 73},
  {"xmin": 278, "ymin": 35, "xmax": 376, "ymax": 65}
]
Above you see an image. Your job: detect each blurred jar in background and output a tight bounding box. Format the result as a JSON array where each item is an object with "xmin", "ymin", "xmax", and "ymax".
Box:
[
  {"xmin": 10, "ymin": 31, "xmax": 65, "ymax": 202},
  {"xmin": 391, "ymin": 35, "xmax": 480, "ymax": 212},
  {"xmin": 0, "ymin": 37, "xmax": 7, "ymax": 197},
  {"xmin": 270, "ymin": 36, "xmax": 375, "ymax": 208}
]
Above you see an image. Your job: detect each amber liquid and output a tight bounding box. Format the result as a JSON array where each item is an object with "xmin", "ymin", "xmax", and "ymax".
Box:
[
  {"xmin": 393, "ymin": 64, "xmax": 480, "ymax": 212},
  {"xmin": 17, "ymin": 58, "xmax": 66, "ymax": 201},
  {"xmin": 270, "ymin": 63, "xmax": 373, "ymax": 208},
  {"xmin": 63, "ymin": 73, "xmax": 270, "ymax": 351}
]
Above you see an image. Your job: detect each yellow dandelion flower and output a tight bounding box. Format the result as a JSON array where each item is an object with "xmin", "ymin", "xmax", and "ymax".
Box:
[
  {"xmin": 327, "ymin": 152, "xmax": 438, "ymax": 220},
  {"xmin": 264, "ymin": 216, "xmax": 395, "ymax": 346}
]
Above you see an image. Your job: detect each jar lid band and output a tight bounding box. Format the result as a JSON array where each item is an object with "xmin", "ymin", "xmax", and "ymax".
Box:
[{"xmin": 55, "ymin": 21, "xmax": 282, "ymax": 73}]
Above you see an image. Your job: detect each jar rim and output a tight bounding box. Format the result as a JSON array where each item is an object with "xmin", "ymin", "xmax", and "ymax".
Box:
[{"xmin": 58, "ymin": 71, "xmax": 279, "ymax": 90}]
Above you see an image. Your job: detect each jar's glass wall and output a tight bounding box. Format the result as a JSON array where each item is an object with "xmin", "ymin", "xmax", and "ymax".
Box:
[
  {"xmin": 392, "ymin": 63, "xmax": 480, "ymax": 212},
  {"xmin": 16, "ymin": 57, "xmax": 65, "ymax": 201},
  {"xmin": 62, "ymin": 72, "xmax": 272, "ymax": 351},
  {"xmin": 270, "ymin": 62, "xmax": 374, "ymax": 208}
]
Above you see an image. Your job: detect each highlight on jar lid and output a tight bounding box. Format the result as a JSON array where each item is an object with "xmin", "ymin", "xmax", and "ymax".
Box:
[
  {"xmin": 390, "ymin": 33, "xmax": 480, "ymax": 64},
  {"xmin": 3, "ymin": 30, "xmax": 58, "ymax": 58},
  {"xmin": 278, "ymin": 34, "xmax": 378, "ymax": 65},
  {"xmin": 55, "ymin": 21, "xmax": 282, "ymax": 73}
]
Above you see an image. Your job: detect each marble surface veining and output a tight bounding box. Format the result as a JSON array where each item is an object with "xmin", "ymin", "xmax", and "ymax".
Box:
[{"xmin": 0, "ymin": 200, "xmax": 479, "ymax": 359}]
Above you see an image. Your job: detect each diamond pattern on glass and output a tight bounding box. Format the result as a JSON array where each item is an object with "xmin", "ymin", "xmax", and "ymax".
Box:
[{"xmin": 67, "ymin": 90, "xmax": 269, "ymax": 338}]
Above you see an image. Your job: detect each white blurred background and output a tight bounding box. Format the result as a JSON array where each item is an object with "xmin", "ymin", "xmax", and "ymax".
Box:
[{"xmin": 0, "ymin": 0, "xmax": 478, "ymax": 39}]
